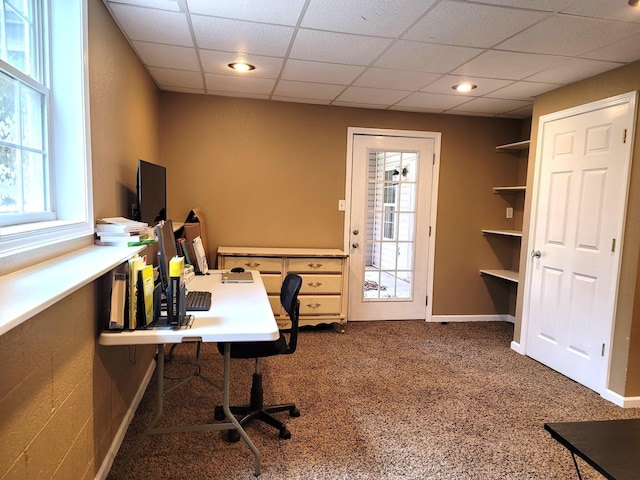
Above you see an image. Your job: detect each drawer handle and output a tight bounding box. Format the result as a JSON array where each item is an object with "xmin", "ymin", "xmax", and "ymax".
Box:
[
  {"xmin": 306, "ymin": 303, "xmax": 322, "ymax": 309},
  {"xmin": 307, "ymin": 281, "xmax": 323, "ymax": 288},
  {"xmin": 245, "ymin": 261, "xmax": 261, "ymax": 268},
  {"xmin": 307, "ymin": 263, "xmax": 323, "ymax": 269}
]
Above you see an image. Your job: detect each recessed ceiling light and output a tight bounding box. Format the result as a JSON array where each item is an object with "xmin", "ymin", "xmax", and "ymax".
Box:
[
  {"xmin": 228, "ymin": 62, "xmax": 255, "ymax": 72},
  {"xmin": 629, "ymin": 0, "xmax": 640, "ymax": 6},
  {"xmin": 452, "ymin": 83, "xmax": 477, "ymax": 93}
]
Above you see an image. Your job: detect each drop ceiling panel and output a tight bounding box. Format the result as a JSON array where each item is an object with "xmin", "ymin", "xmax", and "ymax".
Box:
[{"xmin": 103, "ymin": 0, "xmax": 640, "ymax": 117}]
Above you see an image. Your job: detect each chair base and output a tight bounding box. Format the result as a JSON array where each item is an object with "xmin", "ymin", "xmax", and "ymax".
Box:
[{"xmin": 214, "ymin": 372, "xmax": 300, "ymax": 442}]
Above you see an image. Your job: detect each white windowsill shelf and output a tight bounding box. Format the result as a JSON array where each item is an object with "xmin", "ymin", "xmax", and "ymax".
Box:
[{"xmin": 0, "ymin": 244, "xmax": 145, "ymax": 336}]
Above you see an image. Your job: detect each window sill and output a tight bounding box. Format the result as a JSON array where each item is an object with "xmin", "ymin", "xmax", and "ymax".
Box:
[{"xmin": 0, "ymin": 244, "xmax": 145, "ymax": 336}]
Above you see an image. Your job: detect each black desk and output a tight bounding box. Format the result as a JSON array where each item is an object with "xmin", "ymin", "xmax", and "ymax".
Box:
[{"xmin": 545, "ymin": 419, "xmax": 640, "ymax": 480}]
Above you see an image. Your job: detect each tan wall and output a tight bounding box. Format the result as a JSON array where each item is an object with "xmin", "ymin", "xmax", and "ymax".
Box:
[
  {"xmin": 0, "ymin": 1, "xmax": 159, "ymax": 478},
  {"xmin": 516, "ymin": 61, "xmax": 640, "ymax": 397},
  {"xmin": 159, "ymin": 93, "xmax": 524, "ymax": 316}
]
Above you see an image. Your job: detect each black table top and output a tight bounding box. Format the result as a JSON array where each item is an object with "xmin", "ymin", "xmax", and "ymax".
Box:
[{"xmin": 545, "ymin": 419, "xmax": 640, "ymax": 480}]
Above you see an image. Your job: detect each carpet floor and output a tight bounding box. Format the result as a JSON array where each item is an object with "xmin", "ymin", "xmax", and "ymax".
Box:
[{"xmin": 107, "ymin": 321, "xmax": 640, "ymax": 479}]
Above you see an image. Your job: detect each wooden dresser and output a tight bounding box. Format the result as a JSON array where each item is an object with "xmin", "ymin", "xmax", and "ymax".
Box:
[{"xmin": 217, "ymin": 247, "xmax": 348, "ymax": 332}]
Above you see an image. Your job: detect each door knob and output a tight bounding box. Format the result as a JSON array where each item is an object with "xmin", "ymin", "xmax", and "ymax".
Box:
[
  {"xmin": 531, "ymin": 250, "xmax": 541, "ymax": 259},
  {"xmin": 352, "ymin": 242, "xmax": 359, "ymax": 249},
  {"xmin": 352, "ymin": 229, "xmax": 359, "ymax": 235}
]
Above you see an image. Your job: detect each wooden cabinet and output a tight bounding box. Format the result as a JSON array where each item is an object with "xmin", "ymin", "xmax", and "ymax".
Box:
[
  {"xmin": 480, "ymin": 140, "xmax": 529, "ymax": 285},
  {"xmin": 217, "ymin": 247, "xmax": 348, "ymax": 332}
]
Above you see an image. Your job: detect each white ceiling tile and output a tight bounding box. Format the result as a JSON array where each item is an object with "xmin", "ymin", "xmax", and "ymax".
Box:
[
  {"xmin": 561, "ymin": 0, "xmax": 640, "ymax": 23},
  {"xmin": 147, "ymin": 67, "xmax": 203, "ymax": 89},
  {"xmin": 132, "ymin": 41, "xmax": 199, "ymax": 71},
  {"xmin": 301, "ymin": 0, "xmax": 436, "ymax": 37},
  {"xmin": 525, "ymin": 57, "xmax": 624, "ymax": 84},
  {"xmin": 332, "ymin": 101, "xmax": 390, "ymax": 110},
  {"xmin": 161, "ymin": 85, "xmax": 206, "ymax": 94},
  {"xmin": 186, "ymin": 0, "xmax": 306, "ymax": 25},
  {"xmin": 336, "ymin": 86, "xmax": 410, "ymax": 105},
  {"xmin": 497, "ymin": 14, "xmax": 640, "ymax": 57},
  {"xmin": 353, "ymin": 68, "xmax": 441, "ymax": 91},
  {"xmin": 450, "ymin": 97, "xmax": 531, "ymax": 114},
  {"xmin": 290, "ymin": 30, "xmax": 393, "ymax": 65},
  {"xmin": 106, "ymin": 0, "xmax": 179, "ymax": 11},
  {"xmin": 271, "ymin": 96, "xmax": 331, "ymax": 106},
  {"xmin": 499, "ymin": 104, "xmax": 534, "ymax": 118},
  {"xmin": 475, "ymin": 0, "xmax": 577, "ymax": 11},
  {"xmin": 404, "ymin": 1, "xmax": 545, "ymax": 48},
  {"xmin": 488, "ymin": 81, "xmax": 560, "ymax": 100},
  {"xmin": 281, "ymin": 60, "xmax": 364, "ymax": 84},
  {"xmin": 205, "ymin": 73, "xmax": 275, "ymax": 95},
  {"xmin": 191, "ymin": 16, "xmax": 294, "ymax": 56},
  {"xmin": 199, "ymin": 51, "xmax": 284, "ymax": 77},
  {"xmin": 452, "ymin": 50, "xmax": 565, "ymax": 80},
  {"xmin": 375, "ymin": 40, "xmax": 483, "ymax": 73},
  {"xmin": 584, "ymin": 34, "xmax": 640, "ymax": 63},
  {"xmin": 395, "ymin": 92, "xmax": 469, "ymax": 110},
  {"xmin": 421, "ymin": 75, "xmax": 513, "ymax": 96},
  {"xmin": 273, "ymin": 80, "xmax": 345, "ymax": 101},
  {"xmin": 109, "ymin": 4, "xmax": 192, "ymax": 46}
]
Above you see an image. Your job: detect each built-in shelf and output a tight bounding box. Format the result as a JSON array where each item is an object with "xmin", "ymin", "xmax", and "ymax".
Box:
[
  {"xmin": 493, "ymin": 186, "xmax": 526, "ymax": 193},
  {"xmin": 481, "ymin": 229, "xmax": 522, "ymax": 238},
  {"xmin": 496, "ymin": 140, "xmax": 530, "ymax": 152},
  {"xmin": 480, "ymin": 269, "xmax": 519, "ymax": 283}
]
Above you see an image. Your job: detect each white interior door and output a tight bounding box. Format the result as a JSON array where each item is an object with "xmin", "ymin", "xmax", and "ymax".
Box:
[
  {"xmin": 524, "ymin": 92, "xmax": 636, "ymax": 393},
  {"xmin": 347, "ymin": 129, "xmax": 439, "ymax": 321}
]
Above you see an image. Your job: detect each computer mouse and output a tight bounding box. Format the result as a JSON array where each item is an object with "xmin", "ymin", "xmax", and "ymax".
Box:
[{"xmin": 230, "ymin": 267, "xmax": 245, "ymax": 273}]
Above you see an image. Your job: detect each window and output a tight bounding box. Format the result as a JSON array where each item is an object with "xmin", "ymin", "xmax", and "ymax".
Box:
[
  {"xmin": 0, "ymin": 0, "xmax": 93, "ymax": 259},
  {"xmin": 383, "ymin": 169, "xmax": 397, "ymax": 240}
]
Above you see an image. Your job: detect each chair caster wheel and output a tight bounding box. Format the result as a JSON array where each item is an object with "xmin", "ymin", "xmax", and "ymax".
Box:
[
  {"xmin": 279, "ymin": 427, "xmax": 291, "ymax": 440},
  {"xmin": 214, "ymin": 406, "xmax": 225, "ymax": 421},
  {"xmin": 227, "ymin": 429, "xmax": 241, "ymax": 442},
  {"xmin": 289, "ymin": 407, "xmax": 300, "ymax": 417}
]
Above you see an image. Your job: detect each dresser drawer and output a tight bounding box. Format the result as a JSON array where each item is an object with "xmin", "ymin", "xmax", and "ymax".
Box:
[
  {"xmin": 299, "ymin": 274, "xmax": 342, "ymax": 294},
  {"xmin": 299, "ymin": 295, "xmax": 342, "ymax": 315},
  {"xmin": 222, "ymin": 256, "xmax": 282, "ymax": 272},
  {"xmin": 288, "ymin": 257, "xmax": 343, "ymax": 273},
  {"xmin": 262, "ymin": 274, "xmax": 282, "ymax": 295},
  {"xmin": 268, "ymin": 295, "xmax": 282, "ymax": 316}
]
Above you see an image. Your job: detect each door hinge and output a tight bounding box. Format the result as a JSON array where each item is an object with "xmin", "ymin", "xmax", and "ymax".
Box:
[
  {"xmin": 623, "ymin": 129, "xmax": 627, "ymax": 143},
  {"xmin": 611, "ymin": 238, "xmax": 616, "ymax": 253},
  {"xmin": 426, "ymin": 295, "xmax": 429, "ymax": 306},
  {"xmin": 433, "ymin": 153, "xmax": 436, "ymax": 164},
  {"xmin": 429, "ymin": 225, "xmax": 432, "ymax": 236},
  {"xmin": 602, "ymin": 343, "xmax": 605, "ymax": 356}
]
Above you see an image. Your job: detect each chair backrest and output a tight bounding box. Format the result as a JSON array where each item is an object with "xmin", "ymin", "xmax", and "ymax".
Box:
[{"xmin": 280, "ymin": 273, "xmax": 302, "ymax": 354}]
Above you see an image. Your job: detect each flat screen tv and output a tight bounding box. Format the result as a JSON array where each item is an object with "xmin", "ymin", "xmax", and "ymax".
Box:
[{"xmin": 136, "ymin": 159, "xmax": 166, "ymax": 225}]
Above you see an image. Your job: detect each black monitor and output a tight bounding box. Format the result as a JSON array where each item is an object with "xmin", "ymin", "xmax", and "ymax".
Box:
[
  {"xmin": 136, "ymin": 159, "xmax": 166, "ymax": 225},
  {"xmin": 156, "ymin": 219, "xmax": 177, "ymax": 292}
]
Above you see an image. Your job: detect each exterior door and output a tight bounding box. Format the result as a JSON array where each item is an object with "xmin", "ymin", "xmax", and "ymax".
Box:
[
  {"xmin": 524, "ymin": 93, "xmax": 636, "ymax": 393},
  {"xmin": 347, "ymin": 129, "xmax": 439, "ymax": 321}
]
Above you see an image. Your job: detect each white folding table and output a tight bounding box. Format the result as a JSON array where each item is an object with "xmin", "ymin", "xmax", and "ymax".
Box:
[{"xmin": 99, "ymin": 270, "xmax": 278, "ymax": 477}]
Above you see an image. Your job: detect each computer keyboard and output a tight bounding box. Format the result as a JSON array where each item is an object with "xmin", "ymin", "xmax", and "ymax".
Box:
[{"xmin": 186, "ymin": 290, "xmax": 212, "ymax": 311}]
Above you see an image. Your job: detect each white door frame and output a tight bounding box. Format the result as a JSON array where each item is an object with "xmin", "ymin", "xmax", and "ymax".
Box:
[
  {"xmin": 520, "ymin": 91, "xmax": 637, "ymax": 396},
  {"xmin": 344, "ymin": 127, "xmax": 441, "ymax": 322}
]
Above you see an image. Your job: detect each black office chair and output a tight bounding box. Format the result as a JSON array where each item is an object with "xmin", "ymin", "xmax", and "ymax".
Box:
[{"xmin": 214, "ymin": 273, "xmax": 303, "ymax": 442}]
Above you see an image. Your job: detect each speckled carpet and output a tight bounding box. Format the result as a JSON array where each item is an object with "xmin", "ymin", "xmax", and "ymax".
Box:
[{"xmin": 107, "ymin": 321, "xmax": 639, "ymax": 479}]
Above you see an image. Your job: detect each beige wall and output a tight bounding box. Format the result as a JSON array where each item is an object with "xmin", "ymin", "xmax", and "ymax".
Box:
[
  {"xmin": 0, "ymin": 1, "xmax": 160, "ymax": 478},
  {"xmin": 159, "ymin": 93, "xmax": 524, "ymax": 316},
  {"xmin": 516, "ymin": 62, "xmax": 640, "ymax": 397}
]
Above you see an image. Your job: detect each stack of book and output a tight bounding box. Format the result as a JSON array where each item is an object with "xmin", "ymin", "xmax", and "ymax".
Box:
[{"xmin": 95, "ymin": 217, "xmax": 154, "ymax": 246}]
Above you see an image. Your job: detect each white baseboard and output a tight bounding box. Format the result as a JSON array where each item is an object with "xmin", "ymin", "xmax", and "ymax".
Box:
[
  {"xmin": 431, "ymin": 314, "xmax": 515, "ymax": 323},
  {"xmin": 510, "ymin": 340, "xmax": 525, "ymax": 355},
  {"xmin": 601, "ymin": 388, "xmax": 640, "ymax": 408},
  {"xmin": 95, "ymin": 358, "xmax": 156, "ymax": 480}
]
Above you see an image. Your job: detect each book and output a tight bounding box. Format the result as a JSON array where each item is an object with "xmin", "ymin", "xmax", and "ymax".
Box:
[
  {"xmin": 177, "ymin": 237, "xmax": 193, "ymax": 265},
  {"xmin": 109, "ymin": 272, "xmax": 127, "ymax": 329},
  {"xmin": 96, "ymin": 233, "xmax": 149, "ymax": 243},
  {"xmin": 128, "ymin": 255, "xmax": 146, "ymax": 329},
  {"xmin": 168, "ymin": 256, "xmax": 185, "ymax": 326},
  {"xmin": 96, "ymin": 216, "xmax": 149, "ymax": 233},
  {"xmin": 193, "ymin": 236, "xmax": 208, "ymax": 274},
  {"xmin": 221, "ymin": 271, "xmax": 253, "ymax": 283},
  {"xmin": 139, "ymin": 264, "xmax": 155, "ymax": 327}
]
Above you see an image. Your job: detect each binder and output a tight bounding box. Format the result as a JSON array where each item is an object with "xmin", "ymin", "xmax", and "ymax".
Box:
[
  {"xmin": 139, "ymin": 264, "xmax": 154, "ymax": 327},
  {"xmin": 168, "ymin": 256, "xmax": 185, "ymax": 326},
  {"xmin": 109, "ymin": 272, "xmax": 127, "ymax": 329},
  {"xmin": 193, "ymin": 236, "xmax": 208, "ymax": 274},
  {"xmin": 128, "ymin": 255, "xmax": 146, "ymax": 329}
]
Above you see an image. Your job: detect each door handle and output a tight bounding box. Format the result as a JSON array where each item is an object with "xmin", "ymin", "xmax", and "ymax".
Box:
[
  {"xmin": 352, "ymin": 242, "xmax": 359, "ymax": 249},
  {"xmin": 531, "ymin": 250, "xmax": 541, "ymax": 259}
]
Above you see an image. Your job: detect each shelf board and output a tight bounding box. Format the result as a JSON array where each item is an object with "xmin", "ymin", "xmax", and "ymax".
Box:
[
  {"xmin": 480, "ymin": 269, "xmax": 519, "ymax": 283},
  {"xmin": 493, "ymin": 186, "xmax": 526, "ymax": 193},
  {"xmin": 496, "ymin": 140, "xmax": 530, "ymax": 152},
  {"xmin": 481, "ymin": 229, "xmax": 522, "ymax": 237}
]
